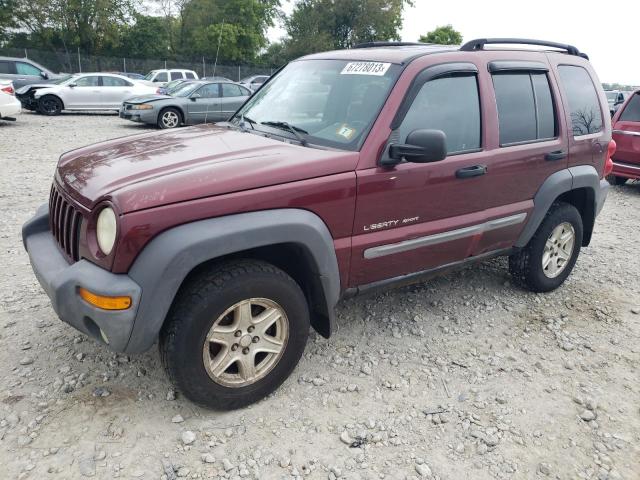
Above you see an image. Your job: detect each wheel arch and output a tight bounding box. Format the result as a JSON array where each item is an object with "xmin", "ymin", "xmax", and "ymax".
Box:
[
  {"xmin": 38, "ymin": 93, "xmax": 65, "ymax": 110},
  {"xmin": 125, "ymin": 209, "xmax": 341, "ymax": 353},
  {"xmin": 158, "ymin": 105, "xmax": 184, "ymax": 124},
  {"xmin": 516, "ymin": 166, "xmax": 608, "ymax": 248}
]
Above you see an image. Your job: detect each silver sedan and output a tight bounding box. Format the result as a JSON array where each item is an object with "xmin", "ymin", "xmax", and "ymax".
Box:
[
  {"xmin": 120, "ymin": 81, "xmax": 251, "ymax": 129},
  {"xmin": 24, "ymin": 73, "xmax": 157, "ymax": 115}
]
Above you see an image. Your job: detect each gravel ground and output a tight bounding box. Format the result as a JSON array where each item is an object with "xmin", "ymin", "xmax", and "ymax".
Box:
[{"xmin": 1, "ymin": 112, "xmax": 639, "ymax": 480}]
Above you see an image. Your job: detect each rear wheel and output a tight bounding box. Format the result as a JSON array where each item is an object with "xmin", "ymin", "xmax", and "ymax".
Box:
[
  {"xmin": 509, "ymin": 203, "xmax": 583, "ymax": 292},
  {"xmin": 38, "ymin": 95, "xmax": 63, "ymax": 116},
  {"xmin": 607, "ymin": 175, "xmax": 627, "ymax": 186},
  {"xmin": 157, "ymin": 107, "xmax": 181, "ymax": 129},
  {"xmin": 159, "ymin": 260, "xmax": 310, "ymax": 410}
]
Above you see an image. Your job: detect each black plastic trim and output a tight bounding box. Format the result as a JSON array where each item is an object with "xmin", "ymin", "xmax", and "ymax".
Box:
[
  {"xmin": 488, "ymin": 60, "xmax": 548, "ymax": 72},
  {"xmin": 460, "ymin": 38, "xmax": 589, "ymax": 60}
]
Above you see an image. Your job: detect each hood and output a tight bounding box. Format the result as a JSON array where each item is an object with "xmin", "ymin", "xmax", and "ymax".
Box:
[
  {"xmin": 56, "ymin": 124, "xmax": 359, "ymax": 213},
  {"xmin": 124, "ymin": 94, "xmax": 171, "ymax": 104}
]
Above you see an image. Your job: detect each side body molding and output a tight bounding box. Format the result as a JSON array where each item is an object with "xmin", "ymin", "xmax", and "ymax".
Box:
[
  {"xmin": 125, "ymin": 209, "xmax": 341, "ymax": 353},
  {"xmin": 515, "ymin": 165, "xmax": 607, "ymax": 248}
]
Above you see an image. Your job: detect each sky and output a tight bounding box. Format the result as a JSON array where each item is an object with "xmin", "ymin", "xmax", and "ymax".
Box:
[{"xmin": 268, "ymin": 0, "xmax": 640, "ymax": 85}]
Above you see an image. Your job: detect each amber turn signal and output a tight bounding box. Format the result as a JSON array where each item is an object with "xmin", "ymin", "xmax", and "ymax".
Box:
[{"xmin": 78, "ymin": 288, "xmax": 132, "ymax": 310}]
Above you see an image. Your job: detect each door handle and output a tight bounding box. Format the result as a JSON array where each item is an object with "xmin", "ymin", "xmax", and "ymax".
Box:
[
  {"xmin": 456, "ymin": 165, "xmax": 487, "ymax": 179},
  {"xmin": 545, "ymin": 150, "xmax": 567, "ymax": 161}
]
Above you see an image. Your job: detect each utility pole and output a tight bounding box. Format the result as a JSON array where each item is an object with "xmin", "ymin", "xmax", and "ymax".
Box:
[
  {"xmin": 77, "ymin": 47, "xmax": 81, "ymax": 73},
  {"xmin": 213, "ymin": 19, "xmax": 224, "ymax": 76}
]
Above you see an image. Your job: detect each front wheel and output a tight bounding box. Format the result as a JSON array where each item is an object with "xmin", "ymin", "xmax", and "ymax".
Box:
[
  {"xmin": 157, "ymin": 107, "xmax": 181, "ymax": 129},
  {"xmin": 159, "ymin": 260, "xmax": 310, "ymax": 410},
  {"xmin": 509, "ymin": 203, "xmax": 583, "ymax": 292},
  {"xmin": 38, "ymin": 95, "xmax": 63, "ymax": 116}
]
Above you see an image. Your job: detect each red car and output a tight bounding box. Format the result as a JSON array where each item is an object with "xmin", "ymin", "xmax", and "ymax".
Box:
[
  {"xmin": 23, "ymin": 38, "xmax": 613, "ymax": 409},
  {"xmin": 610, "ymin": 90, "xmax": 640, "ymax": 184}
]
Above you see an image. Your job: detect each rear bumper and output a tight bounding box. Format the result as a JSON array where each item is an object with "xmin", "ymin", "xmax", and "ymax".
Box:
[
  {"xmin": 1, "ymin": 97, "xmax": 21, "ymax": 118},
  {"xmin": 22, "ymin": 204, "xmax": 142, "ymax": 352},
  {"xmin": 612, "ymin": 160, "xmax": 640, "ymax": 180},
  {"xmin": 596, "ymin": 178, "xmax": 609, "ymax": 217}
]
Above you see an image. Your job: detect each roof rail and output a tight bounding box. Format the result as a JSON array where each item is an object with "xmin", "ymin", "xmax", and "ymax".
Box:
[
  {"xmin": 353, "ymin": 41, "xmax": 428, "ymax": 49},
  {"xmin": 459, "ymin": 38, "xmax": 589, "ymax": 60}
]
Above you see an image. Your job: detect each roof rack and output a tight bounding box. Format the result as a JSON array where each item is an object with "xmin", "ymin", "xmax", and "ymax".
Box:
[
  {"xmin": 459, "ymin": 38, "xmax": 589, "ymax": 60},
  {"xmin": 353, "ymin": 41, "xmax": 428, "ymax": 49}
]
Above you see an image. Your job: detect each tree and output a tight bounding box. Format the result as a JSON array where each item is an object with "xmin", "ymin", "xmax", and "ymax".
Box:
[
  {"xmin": 178, "ymin": 0, "xmax": 280, "ymax": 62},
  {"xmin": 0, "ymin": 0, "xmax": 17, "ymax": 44},
  {"xmin": 284, "ymin": 0, "xmax": 412, "ymax": 58},
  {"xmin": 419, "ymin": 24, "xmax": 462, "ymax": 45},
  {"xmin": 118, "ymin": 14, "xmax": 172, "ymax": 59}
]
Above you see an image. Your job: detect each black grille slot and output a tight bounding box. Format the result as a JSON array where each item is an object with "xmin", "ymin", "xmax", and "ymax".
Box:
[{"xmin": 49, "ymin": 184, "xmax": 82, "ymax": 262}]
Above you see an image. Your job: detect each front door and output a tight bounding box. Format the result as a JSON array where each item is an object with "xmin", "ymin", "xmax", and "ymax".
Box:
[
  {"xmin": 187, "ymin": 83, "xmax": 221, "ymax": 124},
  {"xmin": 220, "ymin": 83, "xmax": 248, "ymax": 122},
  {"xmin": 65, "ymin": 75, "xmax": 102, "ymax": 109},
  {"xmin": 351, "ymin": 66, "xmax": 489, "ymax": 286}
]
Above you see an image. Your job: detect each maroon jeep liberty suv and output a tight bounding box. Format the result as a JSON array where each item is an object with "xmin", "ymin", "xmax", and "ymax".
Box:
[{"xmin": 23, "ymin": 39, "xmax": 614, "ymax": 409}]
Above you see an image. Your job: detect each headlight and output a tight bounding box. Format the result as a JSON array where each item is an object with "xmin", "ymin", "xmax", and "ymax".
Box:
[
  {"xmin": 130, "ymin": 104, "xmax": 153, "ymax": 110},
  {"xmin": 96, "ymin": 207, "xmax": 117, "ymax": 255}
]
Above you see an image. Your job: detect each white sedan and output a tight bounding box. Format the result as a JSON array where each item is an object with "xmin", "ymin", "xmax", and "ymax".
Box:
[
  {"xmin": 20, "ymin": 73, "xmax": 157, "ymax": 115},
  {"xmin": 0, "ymin": 80, "xmax": 21, "ymax": 121}
]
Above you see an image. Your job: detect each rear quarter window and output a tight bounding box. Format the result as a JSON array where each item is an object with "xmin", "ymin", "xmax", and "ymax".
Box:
[
  {"xmin": 558, "ymin": 65, "xmax": 603, "ymax": 136},
  {"xmin": 185, "ymin": 72, "xmax": 196, "ymax": 79},
  {"xmin": 619, "ymin": 94, "xmax": 640, "ymax": 122},
  {"xmin": 0, "ymin": 61, "xmax": 14, "ymax": 74}
]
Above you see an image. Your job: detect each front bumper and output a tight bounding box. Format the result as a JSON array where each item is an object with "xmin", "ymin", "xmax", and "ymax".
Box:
[
  {"xmin": 119, "ymin": 107, "xmax": 157, "ymax": 124},
  {"xmin": 22, "ymin": 204, "xmax": 142, "ymax": 352}
]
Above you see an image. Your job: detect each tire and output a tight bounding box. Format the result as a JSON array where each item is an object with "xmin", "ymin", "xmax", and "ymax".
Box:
[
  {"xmin": 159, "ymin": 259, "xmax": 310, "ymax": 410},
  {"xmin": 607, "ymin": 175, "xmax": 627, "ymax": 186},
  {"xmin": 157, "ymin": 107, "xmax": 181, "ymax": 129},
  {"xmin": 509, "ymin": 202, "xmax": 583, "ymax": 293},
  {"xmin": 38, "ymin": 95, "xmax": 63, "ymax": 116}
]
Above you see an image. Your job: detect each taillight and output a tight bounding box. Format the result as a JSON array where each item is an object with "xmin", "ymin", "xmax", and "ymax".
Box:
[
  {"xmin": 603, "ymin": 139, "xmax": 616, "ymax": 177},
  {"xmin": 1, "ymin": 85, "xmax": 14, "ymax": 95}
]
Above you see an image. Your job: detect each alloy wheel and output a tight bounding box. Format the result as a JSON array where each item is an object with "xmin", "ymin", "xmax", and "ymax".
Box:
[
  {"xmin": 542, "ymin": 222, "xmax": 575, "ymax": 278},
  {"xmin": 202, "ymin": 298, "xmax": 289, "ymax": 387},
  {"xmin": 161, "ymin": 111, "xmax": 179, "ymax": 128}
]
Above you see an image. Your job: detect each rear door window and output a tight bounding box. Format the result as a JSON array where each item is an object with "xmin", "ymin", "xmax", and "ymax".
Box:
[
  {"xmin": 398, "ymin": 74, "xmax": 481, "ymax": 154},
  {"xmin": 170, "ymin": 71, "xmax": 183, "ymax": 81},
  {"xmin": 619, "ymin": 94, "xmax": 640, "ymax": 122},
  {"xmin": 492, "ymin": 72, "xmax": 556, "ymax": 145},
  {"xmin": 222, "ymin": 83, "xmax": 243, "ymax": 97},
  {"xmin": 558, "ymin": 65, "xmax": 603, "ymax": 136},
  {"xmin": 184, "ymin": 72, "xmax": 196, "ymax": 79},
  {"xmin": 102, "ymin": 76, "xmax": 132, "ymax": 87}
]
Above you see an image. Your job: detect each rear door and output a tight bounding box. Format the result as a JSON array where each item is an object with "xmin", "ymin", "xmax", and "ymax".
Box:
[
  {"xmin": 100, "ymin": 76, "xmax": 135, "ymax": 108},
  {"xmin": 186, "ymin": 83, "xmax": 220, "ymax": 123},
  {"xmin": 469, "ymin": 55, "xmax": 568, "ymax": 255},
  {"xmin": 612, "ymin": 92, "xmax": 640, "ymax": 171},
  {"xmin": 220, "ymin": 83, "xmax": 246, "ymax": 121},
  {"xmin": 0, "ymin": 60, "xmax": 17, "ymax": 85}
]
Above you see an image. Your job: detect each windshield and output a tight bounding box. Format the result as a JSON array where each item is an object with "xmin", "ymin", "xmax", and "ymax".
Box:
[
  {"xmin": 232, "ymin": 59, "xmax": 401, "ymax": 150},
  {"xmin": 52, "ymin": 75, "xmax": 73, "ymax": 85},
  {"xmin": 172, "ymin": 82, "xmax": 202, "ymax": 97},
  {"xmin": 144, "ymin": 71, "xmax": 158, "ymax": 81}
]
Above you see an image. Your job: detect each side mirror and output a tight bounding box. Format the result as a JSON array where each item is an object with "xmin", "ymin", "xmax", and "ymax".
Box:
[
  {"xmin": 383, "ymin": 129, "xmax": 447, "ymax": 166},
  {"xmin": 40, "ymin": 71, "xmax": 49, "ymax": 79},
  {"xmin": 68, "ymin": 83, "xmax": 77, "ymax": 88},
  {"xmin": 190, "ymin": 93, "xmax": 201, "ymax": 100}
]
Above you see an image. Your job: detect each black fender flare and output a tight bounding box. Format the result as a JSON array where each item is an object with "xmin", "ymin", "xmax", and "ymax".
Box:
[
  {"xmin": 125, "ymin": 208, "xmax": 341, "ymax": 353},
  {"xmin": 515, "ymin": 165, "xmax": 608, "ymax": 248}
]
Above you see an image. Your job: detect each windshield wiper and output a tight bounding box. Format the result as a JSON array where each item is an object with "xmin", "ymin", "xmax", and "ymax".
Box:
[{"xmin": 261, "ymin": 121, "xmax": 308, "ymax": 146}]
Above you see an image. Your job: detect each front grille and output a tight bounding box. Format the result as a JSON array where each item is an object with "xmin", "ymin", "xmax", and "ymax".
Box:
[{"xmin": 49, "ymin": 184, "xmax": 82, "ymax": 262}]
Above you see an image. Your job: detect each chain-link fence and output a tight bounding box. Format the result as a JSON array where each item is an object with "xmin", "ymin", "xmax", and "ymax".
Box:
[{"xmin": 0, "ymin": 47, "xmax": 279, "ymax": 81}]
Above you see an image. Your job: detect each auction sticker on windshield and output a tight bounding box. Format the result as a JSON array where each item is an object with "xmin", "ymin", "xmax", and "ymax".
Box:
[{"xmin": 341, "ymin": 62, "xmax": 391, "ymax": 76}]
